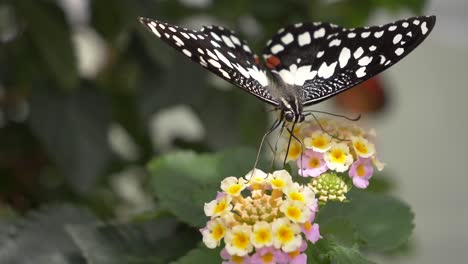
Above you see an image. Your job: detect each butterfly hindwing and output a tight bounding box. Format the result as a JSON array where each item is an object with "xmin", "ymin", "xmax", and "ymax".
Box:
[
  {"xmin": 139, "ymin": 17, "xmax": 278, "ymax": 106},
  {"xmin": 263, "ymin": 16, "xmax": 436, "ymax": 105}
]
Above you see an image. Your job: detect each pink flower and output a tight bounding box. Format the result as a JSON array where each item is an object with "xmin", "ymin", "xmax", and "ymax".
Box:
[
  {"xmin": 285, "ymin": 240, "xmax": 308, "ymax": 264},
  {"xmin": 302, "ymin": 215, "xmax": 321, "ymax": 244},
  {"xmin": 221, "ymin": 248, "xmax": 251, "ymax": 264},
  {"xmin": 349, "ymin": 158, "xmax": 374, "ymax": 189},
  {"xmin": 297, "ymin": 150, "xmax": 328, "ymax": 177},
  {"xmin": 250, "ymin": 247, "xmax": 287, "ymax": 264}
]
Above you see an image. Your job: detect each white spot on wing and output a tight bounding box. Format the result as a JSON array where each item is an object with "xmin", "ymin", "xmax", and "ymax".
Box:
[
  {"xmin": 347, "ymin": 32, "xmax": 356, "ymax": 38},
  {"xmin": 298, "ymin": 32, "xmax": 311, "ymax": 46},
  {"xmin": 402, "ymin": 22, "xmax": 409, "ymax": 28},
  {"xmin": 219, "ymin": 68, "xmax": 231, "ymax": 79},
  {"xmin": 388, "ymin": 25, "xmax": 397, "ymax": 31},
  {"xmin": 361, "ymin": 32, "xmax": 371, "ymax": 38},
  {"xmin": 317, "ymin": 61, "xmax": 338, "ymax": 79},
  {"xmin": 413, "ymin": 20, "xmax": 420, "ymax": 25},
  {"xmin": 222, "ymin": 35, "xmax": 235, "ymax": 48},
  {"xmin": 230, "ymin": 35, "xmax": 241, "ymax": 45},
  {"xmin": 338, "ymin": 47, "xmax": 351, "ymax": 68},
  {"xmin": 393, "ymin": 34, "xmax": 402, "ymax": 44},
  {"xmin": 181, "ymin": 32, "xmax": 190, "ymax": 39},
  {"xmin": 206, "ymin": 49, "xmax": 218, "ymax": 60},
  {"xmin": 271, "ymin": 44, "xmax": 284, "ymax": 54},
  {"xmin": 233, "ymin": 64, "xmax": 250, "ymax": 78},
  {"xmin": 197, "ymin": 48, "xmax": 204, "ymax": 54},
  {"xmin": 316, "ymin": 51, "xmax": 324, "ymax": 58},
  {"xmin": 395, "ymin": 47, "xmax": 404, "ymax": 56},
  {"xmin": 211, "ymin": 40, "xmax": 221, "ymax": 48},
  {"xmin": 358, "ymin": 56, "xmax": 372, "ymax": 66},
  {"xmin": 148, "ymin": 24, "xmax": 161, "ymax": 37},
  {"xmin": 209, "ymin": 59, "xmax": 221, "ymax": 68},
  {"xmin": 211, "ymin": 32, "xmax": 222, "ymax": 41},
  {"xmin": 182, "ymin": 49, "xmax": 191, "ymax": 57},
  {"xmin": 169, "ymin": 27, "xmax": 176, "ymax": 32},
  {"xmin": 379, "ymin": 55, "xmax": 386, "ymax": 65},
  {"xmin": 329, "ymin": 39, "xmax": 341, "ymax": 47},
  {"xmin": 281, "ymin": 33, "xmax": 294, "ymax": 45},
  {"xmin": 214, "ymin": 49, "xmax": 233, "ymax": 68},
  {"xmin": 406, "ymin": 31, "xmax": 413, "ymax": 37},
  {"xmin": 421, "ymin": 22, "xmax": 428, "ymax": 35},
  {"xmin": 314, "ymin": 28, "xmax": 325, "ymax": 39},
  {"xmin": 353, "ymin": 47, "xmax": 364, "ymax": 59},
  {"xmin": 369, "ymin": 45, "xmax": 376, "ymax": 51},
  {"xmin": 355, "ymin": 67, "xmax": 366, "ymax": 78},
  {"xmin": 374, "ymin": 31, "xmax": 384, "ymax": 38},
  {"xmin": 247, "ymin": 67, "xmax": 268, "ymax": 86}
]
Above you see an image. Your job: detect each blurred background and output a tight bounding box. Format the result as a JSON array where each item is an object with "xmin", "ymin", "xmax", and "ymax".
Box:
[{"xmin": 0, "ymin": 0, "xmax": 467, "ymax": 263}]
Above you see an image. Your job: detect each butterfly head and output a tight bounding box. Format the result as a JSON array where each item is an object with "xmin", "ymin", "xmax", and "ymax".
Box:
[{"xmin": 280, "ymin": 96, "xmax": 305, "ymax": 123}]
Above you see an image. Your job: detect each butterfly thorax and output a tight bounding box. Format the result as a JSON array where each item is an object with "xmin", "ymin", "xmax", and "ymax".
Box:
[{"xmin": 268, "ymin": 76, "xmax": 305, "ymax": 123}]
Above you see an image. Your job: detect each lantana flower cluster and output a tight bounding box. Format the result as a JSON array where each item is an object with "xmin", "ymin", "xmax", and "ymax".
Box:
[
  {"xmin": 281, "ymin": 118, "xmax": 385, "ymax": 191},
  {"xmin": 201, "ymin": 169, "xmax": 321, "ymax": 264}
]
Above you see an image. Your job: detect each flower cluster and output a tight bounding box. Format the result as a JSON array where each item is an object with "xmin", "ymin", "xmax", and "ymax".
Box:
[
  {"xmin": 281, "ymin": 118, "xmax": 385, "ymax": 190},
  {"xmin": 201, "ymin": 169, "xmax": 321, "ymax": 264}
]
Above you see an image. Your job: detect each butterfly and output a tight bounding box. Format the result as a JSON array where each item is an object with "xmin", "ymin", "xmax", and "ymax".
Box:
[{"xmin": 139, "ymin": 16, "xmax": 435, "ymax": 124}]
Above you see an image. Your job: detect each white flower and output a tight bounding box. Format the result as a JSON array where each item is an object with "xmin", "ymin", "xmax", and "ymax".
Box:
[
  {"xmin": 224, "ymin": 224, "xmax": 253, "ymax": 256},
  {"xmin": 221, "ymin": 176, "xmax": 246, "ymax": 196},
  {"xmin": 267, "ymin": 170, "xmax": 292, "ymax": 190},
  {"xmin": 351, "ymin": 136, "xmax": 375, "ymax": 158},
  {"xmin": 271, "ymin": 218, "xmax": 302, "ymax": 252},
  {"xmin": 324, "ymin": 142, "xmax": 353, "ymax": 172},
  {"xmin": 201, "ymin": 218, "xmax": 226, "ymax": 248},
  {"xmin": 204, "ymin": 195, "xmax": 232, "ymax": 217},
  {"xmin": 250, "ymin": 221, "xmax": 273, "ymax": 248},
  {"xmin": 280, "ymin": 200, "xmax": 311, "ymax": 224},
  {"xmin": 304, "ymin": 131, "xmax": 332, "ymax": 153}
]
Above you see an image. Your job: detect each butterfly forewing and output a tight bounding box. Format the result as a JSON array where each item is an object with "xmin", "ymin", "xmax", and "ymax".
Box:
[
  {"xmin": 139, "ymin": 17, "xmax": 278, "ymax": 106},
  {"xmin": 262, "ymin": 16, "xmax": 436, "ymax": 105}
]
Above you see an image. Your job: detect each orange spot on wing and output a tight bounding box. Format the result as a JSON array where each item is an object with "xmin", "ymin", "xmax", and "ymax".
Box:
[{"xmin": 266, "ymin": 55, "xmax": 281, "ymax": 69}]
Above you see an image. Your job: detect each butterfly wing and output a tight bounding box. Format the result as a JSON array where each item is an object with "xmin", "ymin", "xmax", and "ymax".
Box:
[
  {"xmin": 139, "ymin": 17, "xmax": 278, "ymax": 106},
  {"xmin": 262, "ymin": 16, "xmax": 436, "ymax": 105}
]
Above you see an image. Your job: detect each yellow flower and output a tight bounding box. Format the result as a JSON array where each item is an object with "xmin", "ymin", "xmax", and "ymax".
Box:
[
  {"xmin": 250, "ymin": 221, "xmax": 273, "ymax": 248},
  {"xmin": 284, "ymin": 183, "xmax": 316, "ymax": 209},
  {"xmin": 272, "ymin": 218, "xmax": 302, "ymax": 252},
  {"xmin": 286, "ymin": 140, "xmax": 302, "ymax": 161},
  {"xmin": 304, "ymin": 131, "xmax": 332, "ymax": 153},
  {"xmin": 201, "ymin": 218, "xmax": 226, "ymax": 248},
  {"xmin": 351, "ymin": 136, "xmax": 375, "ymax": 158},
  {"xmin": 267, "ymin": 170, "xmax": 292, "ymax": 190},
  {"xmin": 221, "ymin": 177, "xmax": 246, "ymax": 196},
  {"xmin": 225, "ymin": 224, "xmax": 253, "ymax": 256},
  {"xmin": 280, "ymin": 200, "xmax": 311, "ymax": 224},
  {"xmin": 204, "ymin": 195, "xmax": 232, "ymax": 217},
  {"xmin": 324, "ymin": 142, "xmax": 353, "ymax": 172}
]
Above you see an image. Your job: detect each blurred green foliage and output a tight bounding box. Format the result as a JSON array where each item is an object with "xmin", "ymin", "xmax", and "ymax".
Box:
[{"xmin": 0, "ymin": 0, "xmax": 426, "ymax": 263}]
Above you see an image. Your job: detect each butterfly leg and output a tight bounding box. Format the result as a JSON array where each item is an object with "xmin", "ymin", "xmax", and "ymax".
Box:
[
  {"xmin": 270, "ymin": 121, "xmax": 286, "ymax": 171},
  {"xmin": 253, "ymin": 118, "xmax": 283, "ymax": 172},
  {"xmin": 284, "ymin": 125, "xmax": 306, "ymax": 172}
]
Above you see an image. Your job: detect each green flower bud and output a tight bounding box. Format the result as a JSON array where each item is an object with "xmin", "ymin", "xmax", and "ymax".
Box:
[{"xmin": 309, "ymin": 172, "xmax": 349, "ymax": 202}]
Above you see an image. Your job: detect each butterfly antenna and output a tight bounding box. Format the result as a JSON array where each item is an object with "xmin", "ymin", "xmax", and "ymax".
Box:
[
  {"xmin": 304, "ymin": 110, "xmax": 361, "ymax": 121},
  {"xmin": 253, "ymin": 118, "xmax": 282, "ymax": 172},
  {"xmin": 307, "ymin": 112, "xmax": 351, "ymax": 142}
]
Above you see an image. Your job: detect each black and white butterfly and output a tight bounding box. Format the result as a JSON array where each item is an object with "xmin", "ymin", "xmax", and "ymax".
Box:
[{"xmin": 139, "ymin": 16, "xmax": 435, "ymax": 124}]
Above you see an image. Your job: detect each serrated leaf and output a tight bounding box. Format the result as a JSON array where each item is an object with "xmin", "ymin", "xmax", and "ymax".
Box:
[
  {"xmin": 327, "ymin": 242, "xmax": 376, "ymax": 264},
  {"xmin": 14, "ymin": 0, "xmax": 78, "ymax": 90},
  {"xmin": 170, "ymin": 247, "xmax": 220, "ymax": 264},
  {"xmin": 0, "ymin": 205, "xmax": 97, "ymax": 264},
  {"xmin": 147, "ymin": 147, "xmax": 257, "ymax": 227},
  {"xmin": 67, "ymin": 216, "xmax": 199, "ymax": 264},
  {"xmin": 317, "ymin": 191, "xmax": 414, "ymax": 252},
  {"xmin": 29, "ymin": 85, "xmax": 113, "ymax": 193}
]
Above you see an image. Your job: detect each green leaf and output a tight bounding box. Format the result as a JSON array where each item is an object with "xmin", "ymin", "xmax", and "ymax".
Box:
[
  {"xmin": 0, "ymin": 205, "xmax": 97, "ymax": 264},
  {"xmin": 317, "ymin": 191, "xmax": 414, "ymax": 252},
  {"xmin": 147, "ymin": 147, "xmax": 257, "ymax": 227},
  {"xmin": 67, "ymin": 216, "xmax": 199, "ymax": 264},
  {"xmin": 170, "ymin": 246, "xmax": 220, "ymax": 264},
  {"xmin": 14, "ymin": 0, "xmax": 78, "ymax": 90},
  {"xmin": 28, "ymin": 85, "xmax": 113, "ymax": 194},
  {"xmin": 327, "ymin": 242, "xmax": 376, "ymax": 264}
]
